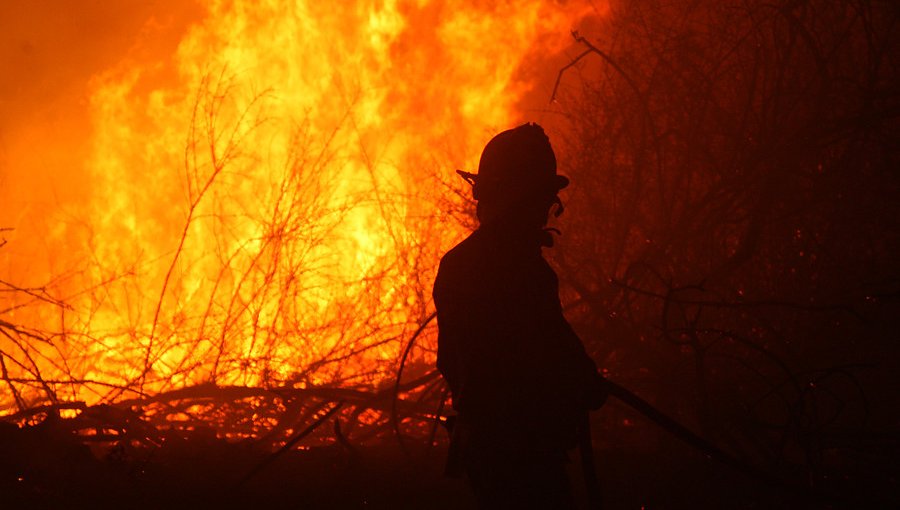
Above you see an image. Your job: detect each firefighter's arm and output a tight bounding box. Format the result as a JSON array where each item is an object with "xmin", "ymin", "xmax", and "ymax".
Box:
[
  {"xmin": 545, "ymin": 263, "xmax": 609, "ymax": 409},
  {"xmin": 557, "ymin": 317, "xmax": 608, "ymax": 410}
]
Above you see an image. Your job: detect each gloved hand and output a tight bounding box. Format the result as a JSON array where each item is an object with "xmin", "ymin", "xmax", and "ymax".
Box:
[{"xmin": 584, "ymin": 372, "xmax": 609, "ymax": 410}]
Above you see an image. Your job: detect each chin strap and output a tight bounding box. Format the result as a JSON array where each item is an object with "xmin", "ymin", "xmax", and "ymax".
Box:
[{"xmin": 552, "ymin": 196, "xmax": 565, "ymax": 217}]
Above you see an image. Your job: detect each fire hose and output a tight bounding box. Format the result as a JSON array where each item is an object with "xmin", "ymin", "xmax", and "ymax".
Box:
[
  {"xmin": 595, "ymin": 378, "xmax": 806, "ymax": 501},
  {"xmin": 239, "ymin": 313, "xmax": 825, "ymax": 506},
  {"xmin": 394, "ymin": 312, "xmax": 828, "ymax": 508}
]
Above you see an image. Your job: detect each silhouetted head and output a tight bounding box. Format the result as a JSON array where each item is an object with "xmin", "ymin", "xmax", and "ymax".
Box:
[{"xmin": 457, "ymin": 123, "xmax": 568, "ymax": 230}]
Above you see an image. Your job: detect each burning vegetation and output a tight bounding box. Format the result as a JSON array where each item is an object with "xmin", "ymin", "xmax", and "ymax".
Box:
[{"xmin": 1, "ymin": 0, "xmax": 899, "ymax": 508}]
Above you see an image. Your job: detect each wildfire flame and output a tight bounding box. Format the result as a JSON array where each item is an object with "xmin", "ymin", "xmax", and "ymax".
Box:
[{"xmin": 1, "ymin": 1, "xmax": 598, "ymax": 413}]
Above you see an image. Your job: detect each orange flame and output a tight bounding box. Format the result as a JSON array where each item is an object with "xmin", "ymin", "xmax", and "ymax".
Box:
[{"xmin": 0, "ymin": 0, "xmax": 599, "ymax": 412}]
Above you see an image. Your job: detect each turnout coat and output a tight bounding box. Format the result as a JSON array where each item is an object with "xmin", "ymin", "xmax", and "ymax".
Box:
[{"xmin": 434, "ymin": 226, "xmax": 600, "ymax": 454}]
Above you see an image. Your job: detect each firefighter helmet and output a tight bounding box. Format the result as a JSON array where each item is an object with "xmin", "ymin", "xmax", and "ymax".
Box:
[{"xmin": 457, "ymin": 123, "xmax": 569, "ymax": 202}]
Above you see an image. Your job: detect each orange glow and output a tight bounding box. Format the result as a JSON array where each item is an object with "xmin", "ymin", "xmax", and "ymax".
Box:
[{"xmin": 0, "ymin": 1, "xmax": 599, "ymax": 413}]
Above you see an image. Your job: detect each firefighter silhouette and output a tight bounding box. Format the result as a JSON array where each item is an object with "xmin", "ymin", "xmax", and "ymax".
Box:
[{"xmin": 434, "ymin": 123, "xmax": 606, "ymax": 509}]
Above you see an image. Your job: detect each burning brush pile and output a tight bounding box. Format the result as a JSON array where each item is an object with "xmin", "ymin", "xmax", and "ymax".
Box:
[
  {"xmin": 0, "ymin": 0, "xmax": 595, "ymax": 506},
  {"xmin": 3, "ymin": 0, "xmax": 900, "ymax": 508}
]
